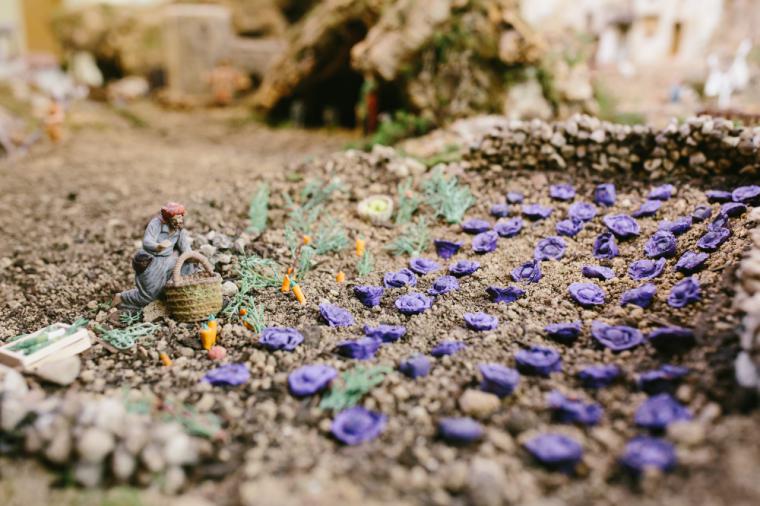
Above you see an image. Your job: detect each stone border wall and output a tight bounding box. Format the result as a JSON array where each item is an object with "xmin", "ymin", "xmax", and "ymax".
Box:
[
  {"xmin": 466, "ymin": 114, "xmax": 760, "ymax": 178},
  {"xmin": 734, "ymin": 208, "xmax": 760, "ymax": 397}
]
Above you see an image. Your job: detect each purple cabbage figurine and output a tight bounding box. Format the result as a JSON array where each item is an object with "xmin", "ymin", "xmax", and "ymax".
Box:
[
  {"xmin": 634, "ymin": 393, "xmax": 692, "ymax": 430},
  {"xmin": 591, "ymin": 321, "xmax": 643, "ymax": 351},
  {"xmin": 534, "ymin": 236, "xmax": 567, "ymax": 261},
  {"xmin": 259, "ymin": 327, "xmax": 304, "ymax": 351},
  {"xmin": 658, "ymin": 216, "xmax": 692, "ymax": 235},
  {"xmin": 568, "ymin": 202, "xmax": 597, "ymax": 222},
  {"xmin": 593, "ymin": 232, "xmax": 618, "ymax": 259},
  {"xmin": 462, "ymin": 218, "xmax": 491, "ymax": 234},
  {"xmin": 637, "ymin": 365, "xmax": 689, "ymax": 394},
  {"xmin": 721, "ymin": 202, "xmax": 746, "ymax": 217},
  {"xmin": 449, "ymin": 259, "xmax": 480, "ymax": 277},
  {"xmin": 692, "ymin": 205, "xmax": 712, "ymax": 222},
  {"xmin": 434, "ymin": 239, "xmax": 463, "ymax": 259},
  {"xmin": 556, "ymin": 218, "xmax": 584, "ymax": 237},
  {"xmin": 604, "ymin": 214, "xmax": 640, "ymax": 239},
  {"xmin": 335, "ymin": 337, "xmax": 381, "ymax": 360},
  {"xmin": 647, "ymin": 326, "xmax": 695, "ymax": 353},
  {"xmin": 353, "ymin": 285, "xmax": 384, "ymax": 308},
  {"xmin": 697, "ymin": 227, "xmax": 730, "ymax": 251},
  {"xmin": 582, "ymin": 265, "xmax": 615, "ymax": 280},
  {"xmin": 632, "ymin": 200, "xmax": 662, "ymax": 218},
  {"xmin": 578, "ymin": 364, "xmax": 620, "ymax": 389},
  {"xmin": 409, "ymin": 257, "xmax": 441, "ymax": 276},
  {"xmin": 667, "ymin": 277, "xmax": 700, "ymax": 308},
  {"xmin": 545, "ymin": 322, "xmax": 582, "ymax": 344},
  {"xmin": 568, "ymin": 282, "xmax": 605, "ymax": 307},
  {"xmin": 438, "ymin": 417, "xmax": 483, "ymax": 445},
  {"xmin": 490, "ymin": 203, "xmax": 510, "ymax": 218},
  {"xmin": 506, "ymin": 191, "xmax": 524, "ymax": 204},
  {"xmin": 288, "ymin": 364, "xmax": 338, "ymax": 397},
  {"xmin": 621, "ymin": 437, "xmax": 677, "ymax": 474},
  {"xmin": 464, "ymin": 312, "xmax": 499, "ymax": 331},
  {"xmin": 319, "ymin": 303, "xmax": 355, "ymax": 327},
  {"xmin": 675, "ymin": 251, "xmax": 708, "ymax": 274},
  {"xmin": 364, "ymin": 324, "xmax": 406, "ymax": 343},
  {"xmin": 511, "ymin": 259, "xmax": 542, "ymax": 283},
  {"xmin": 644, "ymin": 230, "xmax": 677, "ymax": 258},
  {"xmin": 648, "ymin": 184, "xmax": 675, "ymax": 201},
  {"xmin": 395, "ymin": 292, "xmax": 433, "ymax": 315},
  {"xmin": 620, "ymin": 283, "xmax": 657, "ymax": 308},
  {"xmin": 524, "ymin": 433, "xmax": 583, "ymax": 472},
  {"xmin": 495, "ymin": 217, "xmax": 523, "ymax": 237},
  {"xmin": 547, "ymin": 391, "xmax": 603, "ymax": 425},
  {"xmin": 628, "ymin": 258, "xmax": 666, "ymax": 280},
  {"xmin": 331, "ymin": 407, "xmax": 386, "ymax": 445},
  {"xmin": 472, "ymin": 230, "xmax": 499, "ymax": 254},
  {"xmin": 399, "ymin": 354, "xmax": 431, "ymax": 379},
  {"xmin": 203, "ymin": 363, "xmax": 250, "ymax": 386},
  {"xmin": 431, "ymin": 340, "xmax": 466, "ymax": 357},
  {"xmin": 594, "ymin": 183, "xmax": 616, "ymax": 207},
  {"xmin": 479, "ymin": 363, "xmax": 520, "ymax": 397},
  {"xmin": 732, "ymin": 185, "xmax": 760, "ymax": 204},
  {"xmin": 515, "ymin": 346, "xmax": 562, "ymax": 376},
  {"xmin": 486, "ymin": 285, "xmax": 525, "ymax": 304},
  {"xmin": 706, "ymin": 190, "xmax": 733, "ymax": 202},
  {"xmin": 383, "ymin": 268, "xmax": 418, "ymax": 288},
  {"xmin": 428, "ymin": 275, "xmax": 460, "ymax": 296},
  {"xmin": 522, "ymin": 203, "xmax": 553, "ymax": 220},
  {"xmin": 550, "ymin": 183, "xmax": 576, "ymax": 201}
]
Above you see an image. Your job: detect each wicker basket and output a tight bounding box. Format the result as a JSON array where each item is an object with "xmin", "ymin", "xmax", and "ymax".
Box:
[{"xmin": 165, "ymin": 251, "xmax": 223, "ymax": 322}]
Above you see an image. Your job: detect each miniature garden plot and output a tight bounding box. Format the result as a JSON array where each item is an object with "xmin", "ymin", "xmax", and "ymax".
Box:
[{"xmin": 1, "ymin": 116, "xmax": 759, "ymax": 503}]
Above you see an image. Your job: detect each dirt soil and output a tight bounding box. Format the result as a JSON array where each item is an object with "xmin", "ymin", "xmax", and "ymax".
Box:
[{"xmin": 1, "ymin": 102, "xmax": 759, "ymax": 506}]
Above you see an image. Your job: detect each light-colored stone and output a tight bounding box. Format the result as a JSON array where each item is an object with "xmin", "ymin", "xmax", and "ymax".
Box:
[
  {"xmin": 222, "ymin": 281, "xmax": 239, "ymax": 297},
  {"xmin": 667, "ymin": 420, "xmax": 706, "ymax": 446},
  {"xmin": 74, "ymin": 462, "xmax": 103, "ymax": 488},
  {"xmin": 45, "ymin": 427, "xmax": 72, "ymax": 464},
  {"xmin": 458, "ymin": 389, "xmax": 500, "ymax": 419},
  {"xmin": 77, "ymin": 427, "xmax": 115, "ymax": 463},
  {"xmin": 34, "ymin": 356, "xmax": 81, "ymax": 386},
  {"xmin": 113, "ymin": 445, "xmax": 137, "ymax": 481},
  {"xmin": 143, "ymin": 299, "xmax": 169, "ymax": 322}
]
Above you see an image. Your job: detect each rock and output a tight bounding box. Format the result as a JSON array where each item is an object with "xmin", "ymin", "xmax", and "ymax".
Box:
[
  {"xmin": 94, "ymin": 398, "xmax": 127, "ymax": 434},
  {"xmin": 142, "ymin": 443, "xmax": 166, "ymax": 472},
  {"xmin": 143, "ymin": 299, "xmax": 169, "ymax": 322},
  {"xmin": 222, "ymin": 281, "xmax": 239, "ymax": 297},
  {"xmin": 163, "ymin": 466, "xmax": 186, "ymax": 494},
  {"xmin": 211, "ymin": 234, "xmax": 233, "ymax": 250},
  {"xmin": 503, "ymin": 76, "xmax": 552, "ymax": 121},
  {"xmin": 34, "ymin": 356, "xmax": 81, "ymax": 386},
  {"xmin": 113, "ymin": 445, "xmax": 137, "ymax": 481},
  {"xmin": 107, "ymin": 76, "xmax": 149, "ymax": 103},
  {"xmin": 74, "ymin": 462, "xmax": 103, "ymax": 488},
  {"xmin": 216, "ymin": 253, "xmax": 233, "ymax": 265},
  {"xmin": 467, "ymin": 458, "xmax": 507, "ymax": 506},
  {"xmin": 77, "ymin": 427, "xmax": 115, "ymax": 463},
  {"xmin": 458, "ymin": 389, "xmax": 500, "ymax": 419},
  {"xmin": 45, "ymin": 427, "xmax": 72, "ymax": 464},
  {"xmin": 164, "ymin": 433, "xmax": 198, "ymax": 466},
  {"xmin": 199, "ymin": 244, "xmax": 217, "ymax": 258},
  {"xmin": 735, "ymin": 351, "xmax": 758, "ymax": 388},
  {"xmin": 668, "ymin": 421, "xmax": 706, "ymax": 446}
]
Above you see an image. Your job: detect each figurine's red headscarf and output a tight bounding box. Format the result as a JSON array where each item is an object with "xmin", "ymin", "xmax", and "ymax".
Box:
[{"xmin": 160, "ymin": 202, "xmax": 186, "ymax": 222}]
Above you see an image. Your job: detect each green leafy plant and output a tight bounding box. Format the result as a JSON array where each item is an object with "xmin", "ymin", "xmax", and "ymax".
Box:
[
  {"xmin": 319, "ymin": 365, "xmax": 391, "ymax": 412},
  {"xmin": 8, "ymin": 319, "xmax": 89, "ymax": 355},
  {"xmin": 242, "ymin": 300, "xmax": 266, "ymax": 333},
  {"xmin": 423, "ymin": 167, "xmax": 475, "ymax": 224},
  {"xmin": 395, "ymin": 178, "xmax": 421, "ymax": 225},
  {"xmin": 361, "ymin": 111, "xmax": 433, "ymax": 149},
  {"xmin": 95, "ymin": 322, "xmax": 159, "ymax": 350},
  {"xmin": 247, "ymin": 183, "xmax": 270, "ymax": 234},
  {"xmin": 313, "ymin": 219, "xmax": 348, "ymax": 255},
  {"xmin": 386, "ymin": 217, "xmax": 430, "ymax": 256},
  {"xmin": 356, "ymin": 250, "xmax": 374, "ymax": 277}
]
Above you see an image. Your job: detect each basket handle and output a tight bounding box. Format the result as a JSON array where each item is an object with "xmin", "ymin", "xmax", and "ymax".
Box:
[{"xmin": 172, "ymin": 251, "xmax": 215, "ymax": 284}]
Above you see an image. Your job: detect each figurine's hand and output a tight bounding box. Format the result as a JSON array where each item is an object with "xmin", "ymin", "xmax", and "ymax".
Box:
[{"xmin": 157, "ymin": 240, "xmax": 172, "ymax": 251}]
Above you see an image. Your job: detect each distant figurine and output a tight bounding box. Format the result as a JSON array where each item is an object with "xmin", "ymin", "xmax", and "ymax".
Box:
[
  {"xmin": 208, "ymin": 61, "xmax": 251, "ymax": 106},
  {"xmin": 113, "ymin": 202, "xmax": 195, "ymax": 310},
  {"xmin": 44, "ymin": 101, "xmax": 65, "ymax": 143}
]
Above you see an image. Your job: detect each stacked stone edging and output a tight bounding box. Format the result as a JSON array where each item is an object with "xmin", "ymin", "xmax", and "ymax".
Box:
[
  {"xmin": 466, "ymin": 114, "xmax": 760, "ymax": 177},
  {"xmin": 734, "ymin": 208, "xmax": 760, "ymax": 396}
]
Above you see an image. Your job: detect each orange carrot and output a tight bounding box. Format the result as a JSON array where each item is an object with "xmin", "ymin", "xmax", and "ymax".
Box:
[
  {"xmin": 303, "ymin": 235, "xmax": 312, "ymax": 245},
  {"xmin": 200, "ymin": 324, "xmax": 216, "ymax": 350},
  {"xmin": 239, "ymin": 308, "xmax": 248, "ymax": 316},
  {"xmin": 281, "ymin": 274, "xmax": 291, "ymax": 293},
  {"xmin": 292, "ymin": 283, "xmax": 305, "ymax": 304},
  {"xmin": 355, "ymin": 238, "xmax": 366, "ymax": 257},
  {"xmin": 336, "ymin": 271, "xmax": 346, "ymax": 283},
  {"xmin": 287, "ymin": 266, "xmax": 294, "ymax": 275},
  {"xmin": 159, "ymin": 352, "xmax": 172, "ymax": 366}
]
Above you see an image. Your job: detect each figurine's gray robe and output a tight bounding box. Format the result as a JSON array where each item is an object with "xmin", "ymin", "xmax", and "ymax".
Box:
[{"xmin": 120, "ymin": 217, "xmax": 193, "ymax": 309}]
